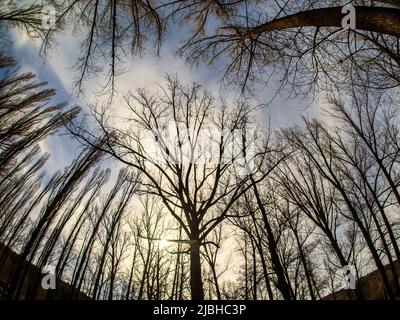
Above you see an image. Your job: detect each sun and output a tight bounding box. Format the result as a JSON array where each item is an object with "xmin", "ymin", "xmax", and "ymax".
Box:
[{"xmin": 159, "ymin": 239, "xmax": 169, "ymax": 249}]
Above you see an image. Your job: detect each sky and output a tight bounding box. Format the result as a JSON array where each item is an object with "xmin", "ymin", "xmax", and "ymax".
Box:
[
  {"xmin": 1, "ymin": 2, "xmax": 325, "ymax": 286},
  {"xmin": 3, "ymin": 6, "xmax": 323, "ymax": 174}
]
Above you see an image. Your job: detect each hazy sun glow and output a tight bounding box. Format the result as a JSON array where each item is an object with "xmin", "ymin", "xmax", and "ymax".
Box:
[{"xmin": 159, "ymin": 239, "xmax": 169, "ymax": 249}]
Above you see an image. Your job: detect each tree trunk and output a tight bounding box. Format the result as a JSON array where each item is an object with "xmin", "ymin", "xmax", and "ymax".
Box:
[
  {"xmin": 250, "ymin": 176, "xmax": 293, "ymax": 300},
  {"xmin": 242, "ymin": 6, "xmax": 400, "ymax": 39},
  {"xmin": 190, "ymin": 241, "xmax": 204, "ymax": 300}
]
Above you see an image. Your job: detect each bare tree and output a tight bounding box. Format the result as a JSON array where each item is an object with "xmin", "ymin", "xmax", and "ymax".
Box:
[{"xmin": 68, "ymin": 75, "xmax": 282, "ymax": 299}]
